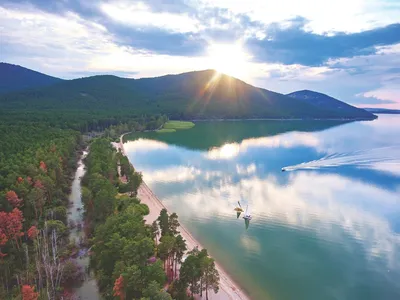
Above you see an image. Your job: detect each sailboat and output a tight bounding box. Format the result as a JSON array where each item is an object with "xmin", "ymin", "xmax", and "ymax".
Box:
[
  {"xmin": 242, "ymin": 205, "xmax": 252, "ymax": 220},
  {"xmin": 234, "ymin": 201, "xmax": 244, "ymax": 219},
  {"xmin": 234, "ymin": 201, "xmax": 244, "ymax": 212}
]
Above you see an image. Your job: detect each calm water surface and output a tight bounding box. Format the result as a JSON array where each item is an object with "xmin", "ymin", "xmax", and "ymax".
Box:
[
  {"xmin": 68, "ymin": 151, "xmax": 100, "ymax": 300},
  {"xmin": 124, "ymin": 115, "xmax": 400, "ymax": 300}
]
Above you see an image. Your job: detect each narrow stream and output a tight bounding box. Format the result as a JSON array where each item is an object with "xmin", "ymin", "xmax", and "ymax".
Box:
[{"xmin": 67, "ymin": 150, "xmax": 100, "ymax": 300}]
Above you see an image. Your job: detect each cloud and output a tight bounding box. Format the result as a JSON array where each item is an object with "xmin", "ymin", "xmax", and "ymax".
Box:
[
  {"xmin": 0, "ymin": 5, "xmax": 212, "ymax": 78},
  {"xmin": 200, "ymin": 0, "xmax": 400, "ymax": 34},
  {"xmin": 246, "ymin": 19, "xmax": 400, "ymax": 66},
  {"xmin": 0, "ymin": 6, "xmax": 113, "ymax": 76},
  {"xmin": 353, "ymin": 95, "xmax": 396, "ymax": 105},
  {"xmin": 363, "ymin": 89, "xmax": 400, "ymax": 102},
  {"xmin": 99, "ymin": 1, "xmax": 199, "ymax": 33},
  {"xmin": 138, "ymin": 0, "xmax": 194, "ymax": 14},
  {"xmin": 0, "ymin": 0, "xmax": 99, "ymax": 19},
  {"xmin": 360, "ymin": 88, "xmax": 400, "ymax": 107},
  {"xmin": 107, "ymin": 26, "xmax": 207, "ymax": 56},
  {"xmin": 6, "ymin": 0, "xmax": 399, "ymax": 66}
]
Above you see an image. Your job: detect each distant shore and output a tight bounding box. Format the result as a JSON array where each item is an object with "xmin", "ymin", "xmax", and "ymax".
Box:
[
  {"xmin": 189, "ymin": 116, "xmax": 377, "ymax": 122},
  {"xmin": 117, "ymin": 136, "xmax": 250, "ymax": 300}
]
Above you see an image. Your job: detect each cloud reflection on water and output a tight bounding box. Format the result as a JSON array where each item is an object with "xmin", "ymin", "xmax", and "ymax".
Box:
[
  {"xmin": 125, "ymin": 117, "xmax": 400, "ymax": 299},
  {"xmin": 206, "ymin": 132, "xmax": 320, "ymax": 160},
  {"xmin": 125, "ymin": 125, "xmax": 400, "ymax": 270},
  {"xmin": 151, "ymin": 166, "xmax": 400, "ymax": 268}
]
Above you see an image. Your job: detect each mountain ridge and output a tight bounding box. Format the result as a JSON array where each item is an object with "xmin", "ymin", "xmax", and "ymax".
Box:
[
  {"xmin": 0, "ymin": 62, "xmax": 63, "ymax": 94},
  {"xmin": 286, "ymin": 89, "xmax": 375, "ymax": 119},
  {"xmin": 0, "ymin": 63, "xmax": 376, "ymax": 120}
]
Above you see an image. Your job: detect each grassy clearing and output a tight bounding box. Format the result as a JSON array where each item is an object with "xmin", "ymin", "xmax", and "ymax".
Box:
[
  {"xmin": 156, "ymin": 121, "xmax": 195, "ymax": 133},
  {"xmin": 156, "ymin": 128, "xmax": 176, "ymax": 133},
  {"xmin": 163, "ymin": 120, "xmax": 195, "ymax": 130}
]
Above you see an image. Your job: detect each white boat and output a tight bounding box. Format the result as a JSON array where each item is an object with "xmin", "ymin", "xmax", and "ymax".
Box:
[{"xmin": 242, "ymin": 205, "xmax": 252, "ymax": 220}]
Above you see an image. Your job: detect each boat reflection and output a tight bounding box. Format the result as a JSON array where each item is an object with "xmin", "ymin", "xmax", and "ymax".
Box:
[{"xmin": 245, "ymin": 218, "xmax": 250, "ymax": 230}]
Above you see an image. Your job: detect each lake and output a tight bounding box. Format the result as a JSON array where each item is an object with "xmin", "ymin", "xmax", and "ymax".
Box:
[{"xmin": 124, "ymin": 115, "xmax": 400, "ymax": 300}]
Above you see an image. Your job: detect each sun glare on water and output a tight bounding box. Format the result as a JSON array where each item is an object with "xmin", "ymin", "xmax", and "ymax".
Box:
[{"xmin": 207, "ymin": 43, "xmax": 250, "ymax": 78}]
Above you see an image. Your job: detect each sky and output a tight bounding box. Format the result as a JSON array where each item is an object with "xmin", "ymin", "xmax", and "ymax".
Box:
[{"xmin": 0, "ymin": 0, "xmax": 399, "ymax": 108}]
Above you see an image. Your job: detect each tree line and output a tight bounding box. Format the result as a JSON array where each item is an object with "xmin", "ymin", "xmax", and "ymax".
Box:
[
  {"xmin": 82, "ymin": 138, "xmax": 170, "ymax": 299},
  {"xmin": 154, "ymin": 209, "xmax": 220, "ymax": 300},
  {"xmin": 84, "ymin": 138, "xmax": 220, "ymax": 299}
]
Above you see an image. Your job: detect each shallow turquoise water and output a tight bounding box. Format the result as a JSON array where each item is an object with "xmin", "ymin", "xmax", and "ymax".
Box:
[{"xmin": 124, "ymin": 115, "xmax": 400, "ymax": 300}]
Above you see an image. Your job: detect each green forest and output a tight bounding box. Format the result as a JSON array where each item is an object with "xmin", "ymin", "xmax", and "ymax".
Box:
[
  {"xmin": 0, "ymin": 101, "xmax": 218, "ymax": 299},
  {"xmin": 82, "ymin": 138, "xmax": 220, "ymax": 300}
]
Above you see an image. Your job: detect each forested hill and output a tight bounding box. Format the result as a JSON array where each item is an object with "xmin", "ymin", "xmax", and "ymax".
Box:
[
  {"xmin": 286, "ymin": 90, "xmax": 373, "ymax": 118},
  {"xmin": 0, "ymin": 63, "xmax": 62, "ymax": 94},
  {"xmin": 0, "ymin": 66, "xmax": 376, "ymax": 120}
]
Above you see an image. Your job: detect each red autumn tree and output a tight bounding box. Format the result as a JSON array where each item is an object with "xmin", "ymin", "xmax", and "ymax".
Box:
[
  {"xmin": 21, "ymin": 285, "xmax": 39, "ymax": 300},
  {"xmin": 0, "ymin": 208, "xmax": 24, "ymax": 248},
  {"xmin": 0, "ymin": 228, "xmax": 8, "ymax": 259},
  {"xmin": 0, "ymin": 229, "xmax": 7, "ymax": 245},
  {"xmin": 39, "ymin": 161, "xmax": 47, "ymax": 172},
  {"xmin": 17, "ymin": 177, "xmax": 24, "ymax": 183},
  {"xmin": 27, "ymin": 177, "xmax": 33, "ymax": 185},
  {"xmin": 113, "ymin": 275, "xmax": 125, "ymax": 300},
  {"xmin": 27, "ymin": 226, "xmax": 38, "ymax": 240},
  {"xmin": 34, "ymin": 180, "xmax": 44, "ymax": 189},
  {"xmin": 6, "ymin": 190, "xmax": 22, "ymax": 208}
]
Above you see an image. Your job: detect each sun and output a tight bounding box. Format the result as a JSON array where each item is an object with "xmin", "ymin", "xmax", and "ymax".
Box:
[{"xmin": 207, "ymin": 43, "xmax": 250, "ymax": 78}]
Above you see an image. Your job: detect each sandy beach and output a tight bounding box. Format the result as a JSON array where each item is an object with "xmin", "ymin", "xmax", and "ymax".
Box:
[{"xmin": 115, "ymin": 137, "xmax": 250, "ymax": 300}]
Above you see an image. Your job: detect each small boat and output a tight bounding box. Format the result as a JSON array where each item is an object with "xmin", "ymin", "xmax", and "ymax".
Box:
[
  {"xmin": 242, "ymin": 205, "xmax": 252, "ymax": 221},
  {"xmin": 281, "ymin": 168, "xmax": 286, "ymax": 172}
]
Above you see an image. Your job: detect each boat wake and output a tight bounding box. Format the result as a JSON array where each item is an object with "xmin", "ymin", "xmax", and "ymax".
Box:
[{"xmin": 282, "ymin": 146, "xmax": 400, "ymax": 172}]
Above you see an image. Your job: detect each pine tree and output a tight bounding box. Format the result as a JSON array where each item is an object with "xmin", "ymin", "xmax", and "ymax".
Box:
[
  {"xmin": 202, "ymin": 257, "xmax": 220, "ymax": 300},
  {"xmin": 168, "ymin": 213, "xmax": 180, "ymax": 236},
  {"xmin": 157, "ymin": 209, "xmax": 169, "ymax": 236}
]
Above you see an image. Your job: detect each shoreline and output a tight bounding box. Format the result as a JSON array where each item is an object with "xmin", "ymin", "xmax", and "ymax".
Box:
[
  {"xmin": 118, "ymin": 137, "xmax": 250, "ymax": 300},
  {"xmin": 190, "ymin": 117, "xmax": 377, "ymax": 122}
]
